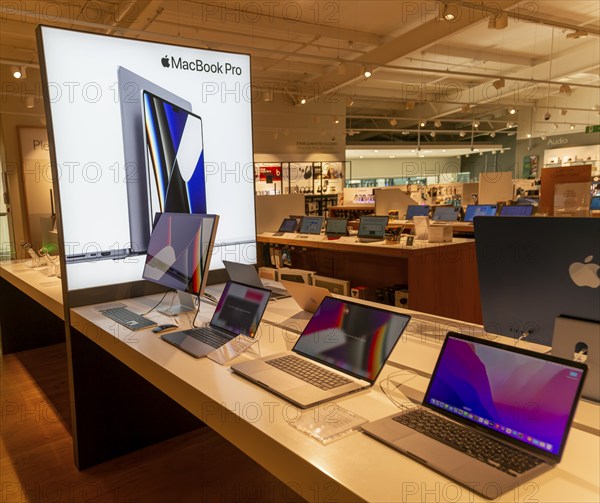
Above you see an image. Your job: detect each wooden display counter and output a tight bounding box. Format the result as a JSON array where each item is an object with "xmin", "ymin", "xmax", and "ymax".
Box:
[{"xmin": 257, "ymin": 233, "xmax": 482, "ymax": 324}]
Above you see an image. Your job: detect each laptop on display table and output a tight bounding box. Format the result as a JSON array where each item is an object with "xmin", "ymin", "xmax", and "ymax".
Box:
[
  {"xmin": 357, "ymin": 215, "xmax": 389, "ymax": 242},
  {"xmin": 231, "ymin": 297, "xmax": 411, "ymax": 409},
  {"xmin": 273, "ymin": 217, "xmax": 299, "ymax": 236},
  {"xmin": 223, "ymin": 260, "xmax": 291, "ymax": 300},
  {"xmin": 499, "ymin": 204, "xmax": 534, "ymax": 217},
  {"xmin": 431, "ymin": 205, "xmax": 460, "ymax": 222},
  {"xmin": 160, "ymin": 281, "xmax": 271, "ymax": 358},
  {"xmin": 405, "ymin": 205, "xmax": 430, "ymax": 220},
  {"xmin": 463, "ymin": 204, "xmax": 498, "ymax": 222},
  {"xmin": 362, "ymin": 331, "xmax": 587, "ymax": 500},
  {"xmin": 298, "ymin": 216, "xmax": 324, "ymax": 236},
  {"xmin": 279, "ymin": 279, "xmax": 331, "ymax": 313},
  {"xmin": 325, "ymin": 217, "xmax": 349, "ymax": 239}
]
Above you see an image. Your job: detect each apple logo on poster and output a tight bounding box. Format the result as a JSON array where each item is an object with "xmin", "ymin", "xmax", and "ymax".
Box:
[
  {"xmin": 161, "ymin": 55, "xmax": 170, "ymax": 68},
  {"xmin": 569, "ymin": 255, "xmax": 600, "ymax": 288}
]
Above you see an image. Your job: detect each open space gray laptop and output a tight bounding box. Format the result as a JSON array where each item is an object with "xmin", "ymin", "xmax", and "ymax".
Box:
[
  {"xmin": 362, "ymin": 332, "xmax": 587, "ymax": 500},
  {"xmin": 223, "ymin": 260, "xmax": 290, "ymax": 299},
  {"xmin": 231, "ymin": 297, "xmax": 410, "ymax": 409},
  {"xmin": 161, "ymin": 281, "xmax": 271, "ymax": 358},
  {"xmin": 357, "ymin": 215, "xmax": 388, "ymax": 242},
  {"xmin": 279, "ymin": 279, "xmax": 331, "ymax": 312}
]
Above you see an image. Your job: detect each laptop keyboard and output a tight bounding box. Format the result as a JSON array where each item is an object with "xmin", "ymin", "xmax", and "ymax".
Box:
[
  {"xmin": 394, "ymin": 409, "xmax": 544, "ymax": 476},
  {"xmin": 266, "ymin": 355, "xmax": 352, "ymax": 390},
  {"xmin": 184, "ymin": 326, "xmax": 232, "ymax": 348},
  {"xmin": 100, "ymin": 307, "xmax": 157, "ymax": 331}
]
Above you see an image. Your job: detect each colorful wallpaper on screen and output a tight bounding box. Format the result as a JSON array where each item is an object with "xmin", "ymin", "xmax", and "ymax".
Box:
[
  {"xmin": 426, "ymin": 337, "xmax": 583, "ymax": 456},
  {"xmin": 293, "ymin": 298, "xmax": 409, "ymax": 381}
]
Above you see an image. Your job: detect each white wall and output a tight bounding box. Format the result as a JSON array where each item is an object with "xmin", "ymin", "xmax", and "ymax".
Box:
[{"xmin": 347, "ymin": 156, "xmax": 461, "ymax": 182}]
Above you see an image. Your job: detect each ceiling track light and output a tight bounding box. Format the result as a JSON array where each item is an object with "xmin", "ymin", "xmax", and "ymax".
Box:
[
  {"xmin": 389, "ymin": 118, "xmax": 398, "ymax": 127},
  {"xmin": 561, "ymin": 109, "xmax": 568, "ymax": 116},
  {"xmin": 508, "ymin": 107, "xmax": 517, "ymax": 115},
  {"xmin": 430, "ymin": 131, "xmax": 436, "ymax": 138},
  {"xmin": 487, "ymin": 12, "xmax": 508, "ymax": 30},
  {"xmin": 434, "ymin": 120, "xmax": 442, "ymax": 128},
  {"xmin": 570, "ymin": 124, "xmax": 575, "ymax": 130},
  {"xmin": 492, "ymin": 78, "xmax": 505, "ymax": 90},
  {"xmin": 459, "ymin": 131, "xmax": 466, "ymax": 137},
  {"xmin": 419, "ymin": 120, "xmax": 427, "ymax": 128},
  {"xmin": 441, "ymin": 3, "xmax": 456, "ymax": 21},
  {"xmin": 363, "ymin": 67, "xmax": 372, "ymax": 78},
  {"xmin": 566, "ymin": 30, "xmax": 588, "ymax": 39},
  {"xmin": 489, "ymin": 131, "xmax": 496, "ymax": 138},
  {"xmin": 559, "ymin": 84, "xmax": 572, "ymax": 95},
  {"xmin": 472, "ymin": 120, "xmax": 480, "ymax": 128}
]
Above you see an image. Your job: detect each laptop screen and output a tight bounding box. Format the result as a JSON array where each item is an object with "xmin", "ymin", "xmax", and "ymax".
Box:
[
  {"xmin": 292, "ymin": 297, "xmax": 410, "ymax": 382},
  {"xmin": 358, "ymin": 216, "xmax": 389, "ymax": 238},
  {"xmin": 499, "ymin": 204, "xmax": 534, "ymax": 217},
  {"xmin": 277, "ymin": 218, "xmax": 298, "ymax": 233},
  {"xmin": 464, "ymin": 204, "xmax": 497, "ymax": 222},
  {"xmin": 405, "ymin": 205, "xmax": 430, "ymax": 220},
  {"xmin": 299, "ymin": 216, "xmax": 324, "ymax": 234},
  {"xmin": 432, "ymin": 206, "xmax": 459, "ymax": 221},
  {"xmin": 326, "ymin": 218, "xmax": 348, "ymax": 235},
  {"xmin": 211, "ymin": 281, "xmax": 271, "ymax": 337},
  {"xmin": 424, "ymin": 333, "xmax": 586, "ymax": 459}
]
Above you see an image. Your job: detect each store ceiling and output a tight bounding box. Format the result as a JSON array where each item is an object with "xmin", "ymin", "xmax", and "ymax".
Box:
[{"xmin": 1, "ymin": 1, "xmax": 599, "ymax": 151}]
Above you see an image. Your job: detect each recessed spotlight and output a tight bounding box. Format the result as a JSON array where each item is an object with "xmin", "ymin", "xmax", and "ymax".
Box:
[
  {"xmin": 420, "ymin": 120, "xmax": 427, "ymax": 127},
  {"xmin": 570, "ymin": 124, "xmax": 575, "ymax": 130},
  {"xmin": 526, "ymin": 133, "xmax": 532, "ymax": 138},
  {"xmin": 473, "ymin": 120, "xmax": 480, "ymax": 128},
  {"xmin": 363, "ymin": 67, "xmax": 372, "ymax": 78},
  {"xmin": 333, "ymin": 117, "xmax": 340, "ymax": 124},
  {"xmin": 11, "ymin": 66, "xmax": 24, "ymax": 79},
  {"xmin": 374, "ymin": 150, "xmax": 379, "ymax": 153},
  {"xmin": 299, "ymin": 97, "xmax": 307, "ymax": 105},
  {"xmin": 389, "ymin": 155, "xmax": 395, "ymax": 158},
  {"xmin": 508, "ymin": 107, "xmax": 517, "ymax": 115},
  {"xmin": 389, "ymin": 118, "xmax": 398, "ymax": 126}
]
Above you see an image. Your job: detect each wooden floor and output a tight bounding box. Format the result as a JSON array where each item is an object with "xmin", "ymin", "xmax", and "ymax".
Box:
[{"xmin": 1, "ymin": 343, "xmax": 306, "ymax": 503}]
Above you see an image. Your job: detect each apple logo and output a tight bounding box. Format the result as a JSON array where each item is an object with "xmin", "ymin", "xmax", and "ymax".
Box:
[
  {"xmin": 161, "ymin": 55, "xmax": 170, "ymax": 68},
  {"xmin": 569, "ymin": 255, "xmax": 600, "ymax": 288}
]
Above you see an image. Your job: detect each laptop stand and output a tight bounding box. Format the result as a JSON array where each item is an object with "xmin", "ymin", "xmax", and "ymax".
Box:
[{"xmin": 207, "ymin": 337, "xmax": 262, "ymax": 365}]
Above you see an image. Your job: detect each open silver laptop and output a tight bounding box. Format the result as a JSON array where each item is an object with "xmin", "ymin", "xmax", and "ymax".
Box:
[
  {"xmin": 279, "ymin": 279, "xmax": 331, "ymax": 313},
  {"xmin": 362, "ymin": 331, "xmax": 587, "ymax": 500},
  {"xmin": 223, "ymin": 260, "xmax": 290, "ymax": 299},
  {"xmin": 357, "ymin": 215, "xmax": 388, "ymax": 242},
  {"xmin": 161, "ymin": 281, "xmax": 271, "ymax": 358},
  {"xmin": 231, "ymin": 297, "xmax": 410, "ymax": 409}
]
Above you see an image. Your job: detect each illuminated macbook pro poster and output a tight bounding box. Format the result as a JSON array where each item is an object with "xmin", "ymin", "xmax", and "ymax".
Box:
[{"xmin": 37, "ymin": 26, "xmax": 256, "ymax": 292}]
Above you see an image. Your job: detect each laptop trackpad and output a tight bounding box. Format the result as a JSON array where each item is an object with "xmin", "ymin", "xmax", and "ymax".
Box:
[
  {"xmin": 254, "ymin": 369, "xmax": 307, "ymax": 392},
  {"xmin": 397, "ymin": 435, "xmax": 470, "ymax": 474}
]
